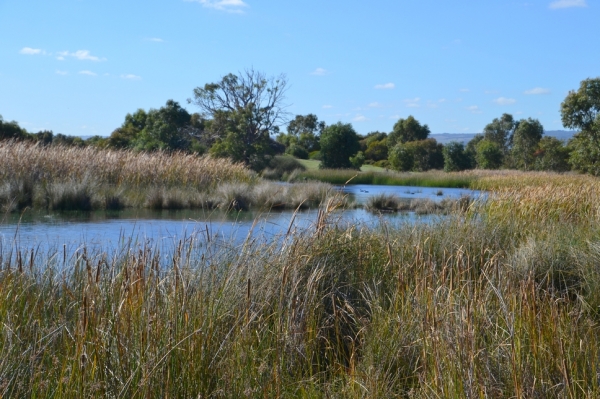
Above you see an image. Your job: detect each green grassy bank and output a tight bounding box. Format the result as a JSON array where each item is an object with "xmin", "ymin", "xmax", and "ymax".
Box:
[{"xmin": 295, "ymin": 167, "xmax": 476, "ymax": 188}]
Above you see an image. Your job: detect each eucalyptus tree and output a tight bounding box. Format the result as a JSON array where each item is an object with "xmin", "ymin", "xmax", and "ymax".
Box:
[
  {"xmin": 190, "ymin": 69, "xmax": 289, "ymax": 169},
  {"xmin": 511, "ymin": 118, "xmax": 543, "ymax": 170},
  {"xmin": 561, "ymin": 77, "xmax": 600, "ymax": 175},
  {"xmin": 319, "ymin": 122, "xmax": 361, "ymax": 169},
  {"xmin": 387, "ymin": 115, "xmax": 430, "ymax": 148}
]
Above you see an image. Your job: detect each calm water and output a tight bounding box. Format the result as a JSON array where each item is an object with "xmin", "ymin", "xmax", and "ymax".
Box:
[{"xmin": 0, "ymin": 185, "xmax": 481, "ymax": 259}]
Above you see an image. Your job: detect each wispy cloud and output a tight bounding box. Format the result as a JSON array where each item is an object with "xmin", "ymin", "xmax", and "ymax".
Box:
[
  {"xmin": 353, "ymin": 114, "xmax": 367, "ymax": 122},
  {"xmin": 311, "ymin": 67, "xmax": 328, "ymax": 76},
  {"xmin": 494, "ymin": 97, "xmax": 516, "ymax": 105},
  {"xmin": 549, "ymin": 0, "xmax": 587, "ymax": 9},
  {"xmin": 322, "ymin": 104, "xmax": 333, "ymax": 109},
  {"xmin": 459, "ymin": 88, "xmax": 470, "ymax": 92},
  {"xmin": 524, "ymin": 87, "xmax": 551, "ymax": 95},
  {"xmin": 121, "ymin": 74, "xmax": 142, "ymax": 80},
  {"xmin": 79, "ymin": 70, "xmax": 97, "ymax": 76},
  {"xmin": 467, "ymin": 105, "xmax": 482, "ymax": 114},
  {"xmin": 374, "ymin": 82, "xmax": 395, "ymax": 90},
  {"xmin": 57, "ymin": 50, "xmax": 106, "ymax": 62},
  {"xmin": 55, "ymin": 70, "xmax": 68, "ymax": 75},
  {"xmin": 404, "ymin": 97, "xmax": 421, "ymax": 108},
  {"xmin": 368, "ymin": 102, "xmax": 383, "ymax": 108},
  {"xmin": 146, "ymin": 37, "xmax": 165, "ymax": 42},
  {"xmin": 186, "ymin": 0, "xmax": 249, "ymax": 13},
  {"xmin": 19, "ymin": 47, "xmax": 44, "ymax": 55}
]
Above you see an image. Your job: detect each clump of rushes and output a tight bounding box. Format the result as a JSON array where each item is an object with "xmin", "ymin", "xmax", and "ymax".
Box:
[
  {"xmin": 3, "ymin": 192, "xmax": 600, "ymax": 397},
  {"xmin": 365, "ymin": 193, "xmax": 401, "ymax": 212},
  {"xmin": 366, "ymin": 194, "xmax": 473, "ymax": 215}
]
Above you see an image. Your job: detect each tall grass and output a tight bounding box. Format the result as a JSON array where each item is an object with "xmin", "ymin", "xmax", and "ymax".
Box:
[
  {"xmin": 0, "ymin": 141, "xmax": 256, "ymax": 212},
  {"xmin": 0, "ymin": 142, "xmax": 344, "ymax": 213},
  {"xmin": 0, "ymin": 141, "xmax": 255, "ymax": 188},
  {"xmin": 3, "ymin": 173, "xmax": 600, "ymax": 396}
]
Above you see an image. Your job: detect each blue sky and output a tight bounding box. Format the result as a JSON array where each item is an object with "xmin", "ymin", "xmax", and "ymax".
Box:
[{"xmin": 0, "ymin": 0, "xmax": 597, "ymax": 137}]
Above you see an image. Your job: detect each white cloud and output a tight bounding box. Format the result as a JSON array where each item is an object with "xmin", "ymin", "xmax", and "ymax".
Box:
[
  {"xmin": 494, "ymin": 97, "xmax": 516, "ymax": 105},
  {"xmin": 56, "ymin": 70, "xmax": 68, "ymax": 75},
  {"xmin": 147, "ymin": 37, "xmax": 165, "ymax": 42},
  {"xmin": 467, "ymin": 105, "xmax": 482, "ymax": 114},
  {"xmin": 368, "ymin": 102, "xmax": 383, "ymax": 108},
  {"xmin": 311, "ymin": 67, "xmax": 328, "ymax": 76},
  {"xmin": 549, "ymin": 0, "xmax": 587, "ymax": 9},
  {"xmin": 79, "ymin": 70, "xmax": 97, "ymax": 76},
  {"xmin": 121, "ymin": 74, "xmax": 142, "ymax": 80},
  {"xmin": 459, "ymin": 88, "xmax": 470, "ymax": 92},
  {"xmin": 353, "ymin": 115, "xmax": 367, "ymax": 122},
  {"xmin": 19, "ymin": 47, "xmax": 43, "ymax": 55},
  {"xmin": 438, "ymin": 98, "xmax": 447, "ymax": 103},
  {"xmin": 186, "ymin": 0, "xmax": 249, "ymax": 13},
  {"xmin": 57, "ymin": 50, "xmax": 106, "ymax": 62},
  {"xmin": 374, "ymin": 82, "xmax": 395, "ymax": 89},
  {"xmin": 322, "ymin": 105, "xmax": 333, "ymax": 109},
  {"xmin": 524, "ymin": 87, "xmax": 551, "ymax": 95},
  {"xmin": 404, "ymin": 97, "xmax": 421, "ymax": 108}
]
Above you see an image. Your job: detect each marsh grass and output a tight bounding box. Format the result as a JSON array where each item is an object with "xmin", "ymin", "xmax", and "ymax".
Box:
[
  {"xmin": 0, "ymin": 142, "xmax": 343, "ymax": 213},
  {"xmin": 3, "ymin": 174, "xmax": 600, "ymax": 397},
  {"xmin": 0, "ymin": 141, "xmax": 256, "ymax": 211},
  {"xmin": 4, "ymin": 154, "xmax": 600, "ymax": 396}
]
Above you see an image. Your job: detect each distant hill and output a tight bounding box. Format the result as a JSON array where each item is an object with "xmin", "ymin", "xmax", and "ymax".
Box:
[{"xmin": 430, "ymin": 130, "xmax": 576, "ymax": 145}]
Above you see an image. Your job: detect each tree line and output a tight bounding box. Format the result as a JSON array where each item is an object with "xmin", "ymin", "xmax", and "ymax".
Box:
[{"xmin": 2, "ymin": 73, "xmax": 599, "ymax": 175}]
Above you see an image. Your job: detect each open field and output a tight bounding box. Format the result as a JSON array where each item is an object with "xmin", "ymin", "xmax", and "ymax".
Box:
[
  {"xmin": 296, "ymin": 158, "xmax": 386, "ymax": 173},
  {"xmin": 2, "ymin": 171, "xmax": 600, "ymax": 397}
]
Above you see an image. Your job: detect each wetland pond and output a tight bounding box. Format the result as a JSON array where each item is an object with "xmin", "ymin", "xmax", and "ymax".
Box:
[{"xmin": 0, "ymin": 185, "xmax": 482, "ymax": 261}]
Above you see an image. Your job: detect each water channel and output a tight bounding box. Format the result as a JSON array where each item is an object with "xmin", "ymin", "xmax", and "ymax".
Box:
[{"xmin": 0, "ymin": 185, "xmax": 482, "ymax": 261}]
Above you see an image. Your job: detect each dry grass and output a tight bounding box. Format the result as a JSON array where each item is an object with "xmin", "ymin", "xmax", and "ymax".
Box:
[
  {"xmin": 475, "ymin": 171, "xmax": 600, "ymax": 226},
  {"xmin": 0, "ymin": 141, "xmax": 256, "ymax": 211},
  {"xmin": 0, "ymin": 142, "xmax": 342, "ymax": 213},
  {"xmin": 0, "ymin": 140, "xmax": 255, "ymax": 188}
]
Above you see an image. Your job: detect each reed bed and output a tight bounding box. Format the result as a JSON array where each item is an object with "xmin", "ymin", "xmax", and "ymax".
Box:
[
  {"xmin": 0, "ymin": 142, "xmax": 344, "ymax": 213},
  {"xmin": 476, "ymin": 171, "xmax": 600, "ymax": 226},
  {"xmin": 2, "ymin": 178, "xmax": 600, "ymax": 397},
  {"xmin": 0, "ymin": 141, "xmax": 254, "ymax": 188}
]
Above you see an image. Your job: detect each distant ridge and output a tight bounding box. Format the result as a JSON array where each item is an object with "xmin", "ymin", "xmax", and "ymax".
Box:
[{"xmin": 430, "ymin": 130, "xmax": 576, "ymax": 145}]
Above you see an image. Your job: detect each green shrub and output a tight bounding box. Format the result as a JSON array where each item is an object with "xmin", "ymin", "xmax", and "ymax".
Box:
[
  {"xmin": 309, "ymin": 150, "xmax": 322, "ymax": 160},
  {"xmin": 285, "ymin": 143, "xmax": 309, "ymax": 159}
]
